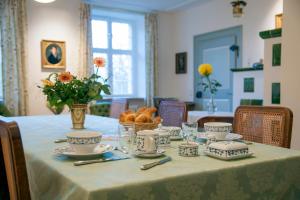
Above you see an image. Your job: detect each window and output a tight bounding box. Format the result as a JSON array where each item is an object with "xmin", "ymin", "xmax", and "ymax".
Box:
[{"xmin": 91, "ymin": 10, "xmax": 145, "ymax": 97}]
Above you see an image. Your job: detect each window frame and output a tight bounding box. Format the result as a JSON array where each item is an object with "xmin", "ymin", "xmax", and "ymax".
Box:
[{"xmin": 92, "ymin": 15, "xmax": 138, "ymax": 98}]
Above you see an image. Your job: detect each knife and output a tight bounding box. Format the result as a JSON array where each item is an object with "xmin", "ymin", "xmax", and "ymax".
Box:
[
  {"xmin": 140, "ymin": 156, "xmax": 172, "ymax": 170},
  {"xmin": 54, "ymin": 139, "xmax": 67, "ymax": 143},
  {"xmin": 74, "ymin": 156, "xmax": 130, "ymax": 166}
]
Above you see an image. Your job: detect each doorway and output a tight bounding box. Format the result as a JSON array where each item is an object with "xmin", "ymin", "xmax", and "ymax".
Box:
[{"xmin": 194, "ymin": 26, "xmax": 242, "ymax": 111}]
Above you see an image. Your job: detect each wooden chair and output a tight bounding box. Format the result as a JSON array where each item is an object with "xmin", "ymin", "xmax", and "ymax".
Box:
[
  {"xmin": 0, "ymin": 120, "xmax": 31, "ymax": 200},
  {"xmin": 109, "ymin": 98, "xmax": 129, "ymax": 119},
  {"xmin": 0, "ymin": 139, "xmax": 9, "ymax": 200},
  {"xmin": 153, "ymin": 97, "xmax": 178, "ymax": 116},
  {"xmin": 158, "ymin": 101, "xmax": 187, "ymax": 127},
  {"xmin": 233, "ymin": 106, "xmax": 293, "ymax": 148},
  {"xmin": 197, "ymin": 116, "xmax": 234, "ymax": 128}
]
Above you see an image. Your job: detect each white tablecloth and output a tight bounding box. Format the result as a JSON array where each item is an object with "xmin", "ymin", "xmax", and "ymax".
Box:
[{"xmin": 188, "ymin": 111, "xmax": 234, "ymax": 123}]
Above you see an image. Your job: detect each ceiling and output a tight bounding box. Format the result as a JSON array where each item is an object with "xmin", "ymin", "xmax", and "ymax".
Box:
[{"xmin": 84, "ymin": 0, "xmax": 210, "ymax": 12}]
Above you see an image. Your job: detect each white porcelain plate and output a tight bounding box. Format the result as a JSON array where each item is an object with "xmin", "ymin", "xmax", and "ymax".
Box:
[
  {"xmin": 197, "ymin": 133, "xmax": 243, "ymax": 141},
  {"xmin": 133, "ymin": 149, "xmax": 165, "ymax": 158},
  {"xmin": 204, "ymin": 150, "xmax": 253, "ymax": 161},
  {"xmin": 170, "ymin": 136, "xmax": 184, "ymax": 141},
  {"xmin": 54, "ymin": 144, "xmax": 113, "ymax": 159}
]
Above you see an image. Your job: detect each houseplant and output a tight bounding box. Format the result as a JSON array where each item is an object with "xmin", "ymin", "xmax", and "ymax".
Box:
[
  {"xmin": 198, "ymin": 64, "xmax": 222, "ymax": 113},
  {"xmin": 38, "ymin": 57, "xmax": 110, "ymax": 129}
]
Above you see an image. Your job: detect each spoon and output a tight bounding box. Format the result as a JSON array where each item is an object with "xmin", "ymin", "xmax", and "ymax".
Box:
[{"xmin": 114, "ymin": 146, "xmax": 128, "ymax": 154}]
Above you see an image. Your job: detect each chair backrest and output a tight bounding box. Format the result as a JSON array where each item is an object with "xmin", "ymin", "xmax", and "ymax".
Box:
[
  {"xmin": 233, "ymin": 106, "xmax": 293, "ymax": 148},
  {"xmin": 109, "ymin": 98, "xmax": 129, "ymax": 119},
  {"xmin": 0, "ymin": 138, "xmax": 9, "ymax": 200},
  {"xmin": 197, "ymin": 116, "xmax": 234, "ymax": 128},
  {"xmin": 158, "ymin": 101, "xmax": 187, "ymax": 127},
  {"xmin": 153, "ymin": 97, "xmax": 178, "ymax": 116},
  {"xmin": 0, "ymin": 120, "xmax": 31, "ymax": 200}
]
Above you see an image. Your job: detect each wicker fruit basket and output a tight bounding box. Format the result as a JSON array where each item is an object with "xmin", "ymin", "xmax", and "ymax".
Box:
[{"xmin": 120, "ymin": 122, "xmax": 159, "ymax": 133}]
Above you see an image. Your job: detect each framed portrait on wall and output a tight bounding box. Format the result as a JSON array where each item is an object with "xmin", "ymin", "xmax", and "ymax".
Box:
[
  {"xmin": 41, "ymin": 40, "xmax": 66, "ymax": 69},
  {"xmin": 175, "ymin": 52, "xmax": 187, "ymax": 74}
]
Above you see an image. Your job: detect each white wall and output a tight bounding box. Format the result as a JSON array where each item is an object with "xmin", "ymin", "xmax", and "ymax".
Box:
[
  {"xmin": 282, "ymin": 0, "xmax": 300, "ymax": 149},
  {"xmin": 157, "ymin": 0, "xmax": 283, "ymax": 101},
  {"xmin": 232, "ymin": 71, "xmax": 264, "ymax": 111},
  {"xmin": 26, "ymin": 0, "xmax": 81, "ymax": 115},
  {"xmin": 263, "ymin": 37, "xmax": 282, "ymax": 106}
]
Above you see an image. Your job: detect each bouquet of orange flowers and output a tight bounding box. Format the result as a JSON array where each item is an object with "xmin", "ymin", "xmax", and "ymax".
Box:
[{"xmin": 38, "ymin": 57, "xmax": 110, "ymax": 110}]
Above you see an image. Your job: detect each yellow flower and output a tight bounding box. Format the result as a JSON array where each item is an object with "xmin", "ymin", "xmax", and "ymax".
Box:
[
  {"xmin": 93, "ymin": 57, "xmax": 106, "ymax": 68},
  {"xmin": 41, "ymin": 79, "xmax": 54, "ymax": 87},
  {"xmin": 198, "ymin": 64, "xmax": 213, "ymax": 76}
]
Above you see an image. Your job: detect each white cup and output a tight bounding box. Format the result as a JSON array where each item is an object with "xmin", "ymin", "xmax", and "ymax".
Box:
[
  {"xmin": 204, "ymin": 122, "xmax": 232, "ymax": 140},
  {"xmin": 136, "ymin": 130, "xmax": 159, "ymax": 153},
  {"xmin": 160, "ymin": 126, "xmax": 181, "ymax": 137},
  {"xmin": 66, "ymin": 131, "xmax": 102, "ymax": 154},
  {"xmin": 154, "ymin": 129, "xmax": 171, "ymax": 146}
]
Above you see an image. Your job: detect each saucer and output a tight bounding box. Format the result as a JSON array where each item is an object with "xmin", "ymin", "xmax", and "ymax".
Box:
[
  {"xmin": 54, "ymin": 144, "xmax": 113, "ymax": 159},
  {"xmin": 170, "ymin": 136, "xmax": 184, "ymax": 141},
  {"xmin": 170, "ymin": 132, "xmax": 184, "ymax": 141},
  {"xmin": 197, "ymin": 133, "xmax": 243, "ymax": 141},
  {"xmin": 133, "ymin": 149, "xmax": 165, "ymax": 158}
]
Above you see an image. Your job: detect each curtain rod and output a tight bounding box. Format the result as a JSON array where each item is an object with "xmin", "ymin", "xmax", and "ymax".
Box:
[{"xmin": 82, "ymin": 0, "xmax": 158, "ymax": 15}]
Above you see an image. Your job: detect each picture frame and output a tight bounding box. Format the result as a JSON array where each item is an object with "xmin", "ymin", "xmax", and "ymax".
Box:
[
  {"xmin": 275, "ymin": 14, "xmax": 283, "ymax": 29},
  {"xmin": 41, "ymin": 40, "xmax": 66, "ymax": 69},
  {"xmin": 175, "ymin": 52, "xmax": 187, "ymax": 74}
]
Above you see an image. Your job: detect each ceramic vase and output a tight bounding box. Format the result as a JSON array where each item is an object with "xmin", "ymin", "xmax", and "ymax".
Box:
[{"xmin": 71, "ymin": 104, "xmax": 87, "ymax": 129}]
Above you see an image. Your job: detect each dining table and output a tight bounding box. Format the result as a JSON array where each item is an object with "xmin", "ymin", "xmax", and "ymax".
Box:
[{"xmin": 1, "ymin": 114, "xmax": 300, "ymax": 200}]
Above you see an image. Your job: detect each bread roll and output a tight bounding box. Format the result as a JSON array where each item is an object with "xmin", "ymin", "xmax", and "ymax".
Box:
[
  {"xmin": 143, "ymin": 107, "xmax": 157, "ymax": 118},
  {"xmin": 125, "ymin": 114, "xmax": 135, "ymax": 122},
  {"xmin": 154, "ymin": 116, "xmax": 161, "ymax": 124},
  {"xmin": 119, "ymin": 110, "xmax": 134, "ymax": 122},
  {"xmin": 135, "ymin": 114, "xmax": 148, "ymax": 123}
]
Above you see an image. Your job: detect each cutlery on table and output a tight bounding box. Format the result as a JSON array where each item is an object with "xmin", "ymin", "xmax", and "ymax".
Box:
[
  {"xmin": 135, "ymin": 149, "xmax": 165, "ymax": 157},
  {"xmin": 140, "ymin": 156, "xmax": 172, "ymax": 170},
  {"xmin": 54, "ymin": 139, "xmax": 67, "ymax": 143},
  {"xmin": 114, "ymin": 146, "xmax": 128, "ymax": 154},
  {"xmin": 74, "ymin": 156, "xmax": 130, "ymax": 166},
  {"xmin": 237, "ymin": 140, "xmax": 253, "ymax": 145}
]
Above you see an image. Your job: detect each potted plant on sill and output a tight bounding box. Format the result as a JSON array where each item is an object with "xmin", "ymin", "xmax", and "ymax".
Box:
[{"xmin": 38, "ymin": 57, "xmax": 111, "ymax": 129}]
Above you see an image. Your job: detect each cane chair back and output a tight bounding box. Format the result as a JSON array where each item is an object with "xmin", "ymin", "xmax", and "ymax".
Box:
[{"xmin": 233, "ymin": 106, "xmax": 293, "ymax": 148}]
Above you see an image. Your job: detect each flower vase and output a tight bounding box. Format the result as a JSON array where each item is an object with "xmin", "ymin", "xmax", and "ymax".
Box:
[
  {"xmin": 207, "ymin": 95, "xmax": 217, "ymax": 114},
  {"xmin": 71, "ymin": 104, "xmax": 87, "ymax": 129},
  {"xmin": 47, "ymin": 103, "xmax": 64, "ymax": 115}
]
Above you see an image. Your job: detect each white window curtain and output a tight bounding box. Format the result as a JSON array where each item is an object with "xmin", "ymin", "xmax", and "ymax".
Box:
[
  {"xmin": 79, "ymin": 3, "xmax": 93, "ymax": 78},
  {"xmin": 0, "ymin": 0, "xmax": 28, "ymax": 116},
  {"xmin": 145, "ymin": 13, "xmax": 158, "ymax": 106}
]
